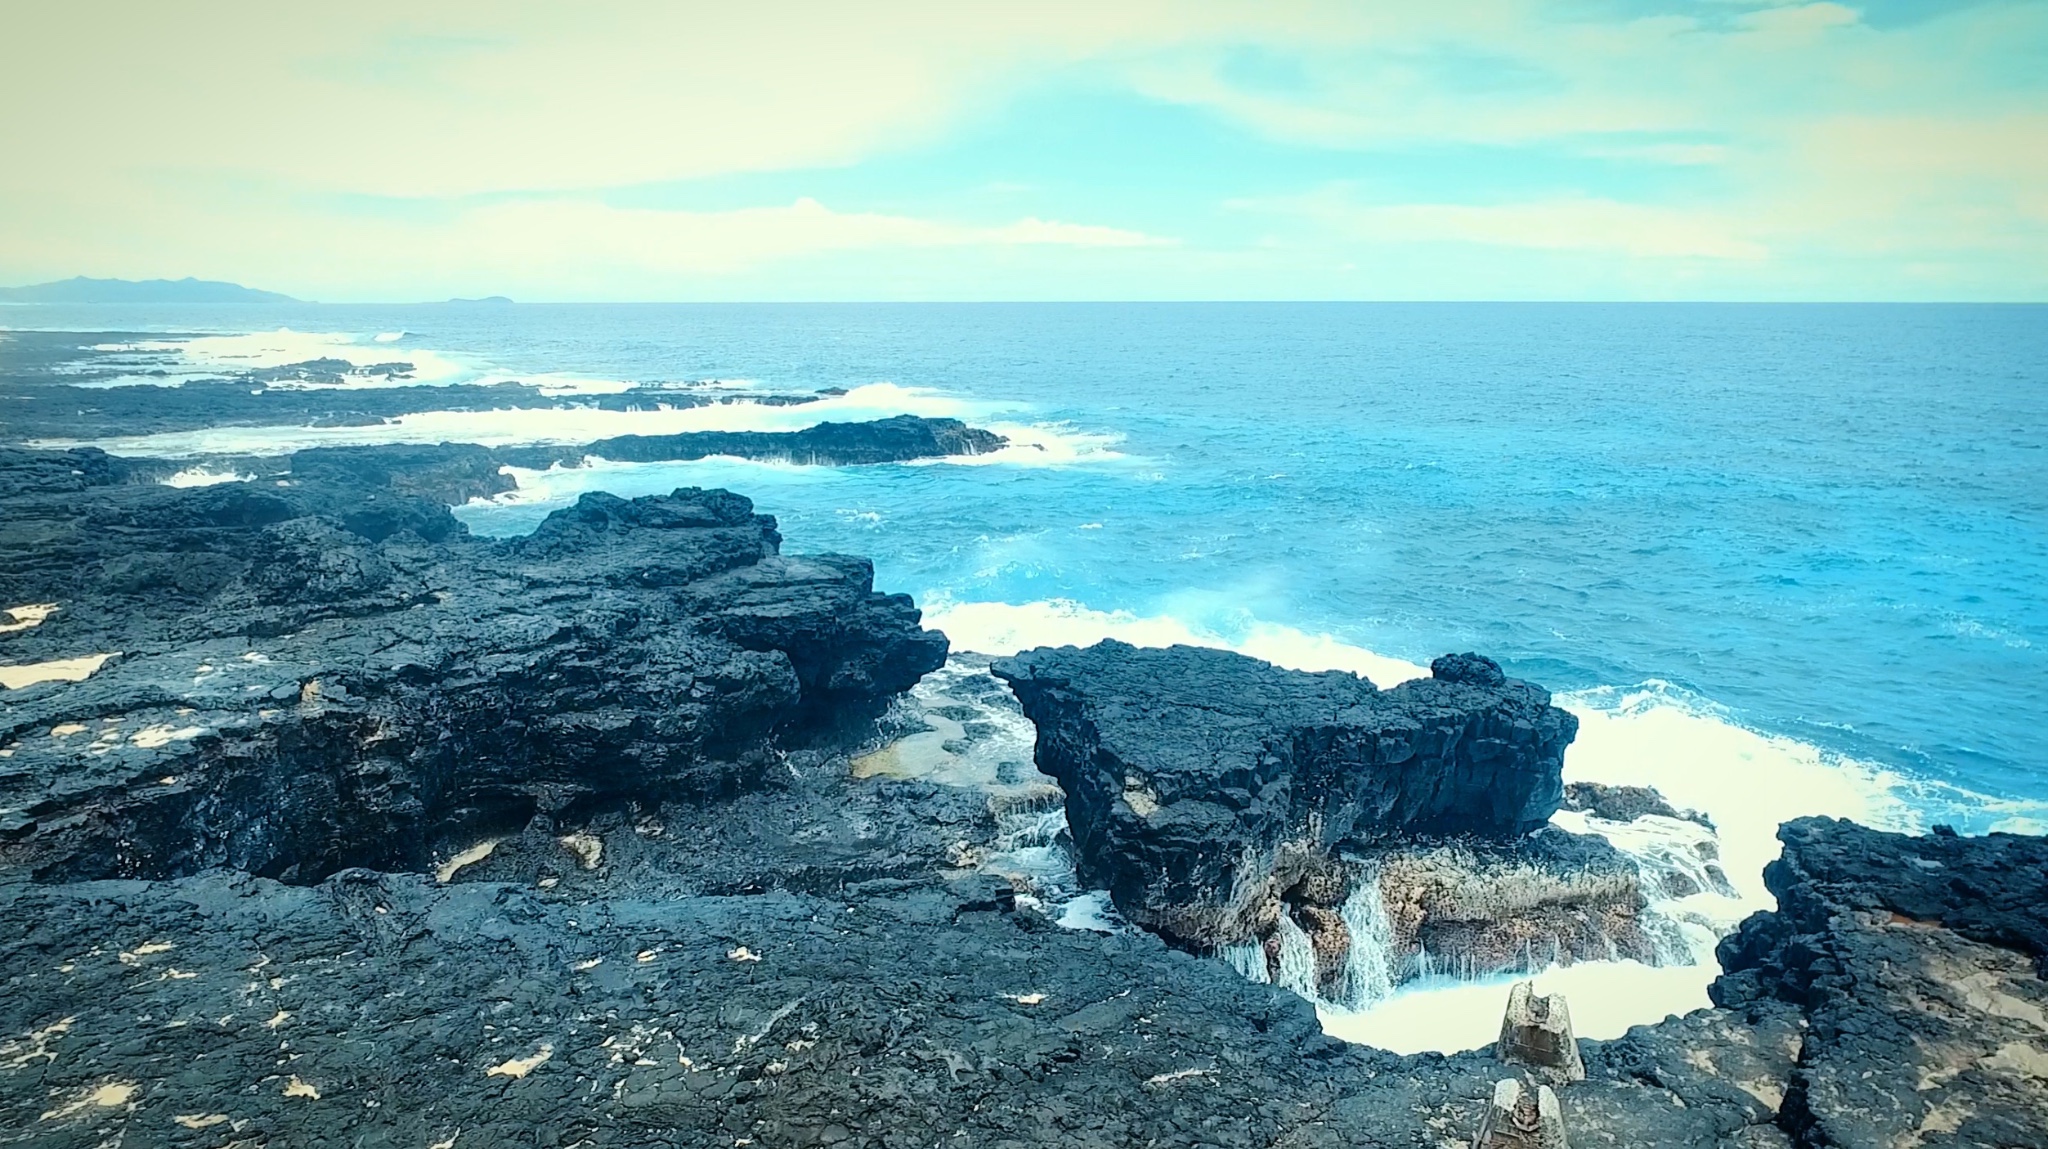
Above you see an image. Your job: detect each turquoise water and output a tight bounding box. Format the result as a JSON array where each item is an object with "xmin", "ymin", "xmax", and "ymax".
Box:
[{"xmin": 9, "ymin": 302, "xmax": 2046, "ymax": 827}]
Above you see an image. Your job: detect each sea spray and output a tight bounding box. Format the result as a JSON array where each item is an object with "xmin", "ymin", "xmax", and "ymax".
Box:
[
  {"xmin": 1268, "ymin": 916, "xmax": 1319, "ymax": 1000},
  {"xmin": 1332, "ymin": 874, "xmax": 1396, "ymax": 1008}
]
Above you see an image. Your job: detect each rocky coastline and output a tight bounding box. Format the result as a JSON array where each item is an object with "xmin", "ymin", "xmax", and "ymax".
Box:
[
  {"xmin": 2, "ymin": 419, "xmax": 2044, "ymax": 1146},
  {"xmin": 0, "ymin": 330, "xmax": 830, "ymax": 441},
  {"xmin": 991, "ymin": 642, "xmax": 1663, "ymax": 997}
]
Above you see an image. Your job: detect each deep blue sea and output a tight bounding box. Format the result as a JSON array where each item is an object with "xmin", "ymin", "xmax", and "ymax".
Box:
[{"xmin": 10, "ymin": 303, "xmax": 2047, "ymax": 841}]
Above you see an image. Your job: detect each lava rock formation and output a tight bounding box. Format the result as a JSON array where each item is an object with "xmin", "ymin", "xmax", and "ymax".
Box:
[
  {"xmin": 1713, "ymin": 816, "xmax": 2048, "ymax": 1147},
  {"xmin": 1, "ymin": 462, "xmax": 946, "ymax": 884},
  {"xmin": 991, "ymin": 642, "xmax": 1582, "ymax": 954}
]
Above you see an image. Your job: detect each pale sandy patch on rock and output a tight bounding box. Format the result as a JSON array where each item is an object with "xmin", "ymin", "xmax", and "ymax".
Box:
[
  {"xmin": 434, "ymin": 839, "xmax": 501, "ymax": 883},
  {"xmin": 130, "ymin": 724, "xmax": 205, "ymax": 749},
  {"xmin": 2, "ymin": 653, "xmax": 118, "ymax": 690},
  {"xmin": 39, "ymin": 1080, "xmax": 137, "ymax": 1120},
  {"xmin": 0, "ymin": 604, "xmax": 58, "ymax": 634},
  {"xmin": 117, "ymin": 941, "xmax": 175, "ymax": 964},
  {"xmin": 1982, "ymin": 1041, "xmax": 2048, "ymax": 1079},
  {"xmin": 0, "ymin": 1016, "xmax": 75, "ymax": 1069},
  {"xmin": 485, "ymin": 1045, "xmax": 553, "ymax": 1078},
  {"xmin": 557, "ymin": 832, "xmax": 602, "ymax": 870}
]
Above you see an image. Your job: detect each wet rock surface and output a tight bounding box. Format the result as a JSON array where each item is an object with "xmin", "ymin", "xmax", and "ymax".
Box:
[
  {"xmin": 0, "ymin": 765, "xmax": 1831, "ymax": 1149},
  {"xmin": 990, "ymin": 643, "xmax": 1579, "ymax": 951},
  {"xmin": 1562, "ymin": 781, "xmax": 1712, "ymax": 830},
  {"xmin": 1363, "ymin": 828, "xmax": 1664, "ymax": 987},
  {"xmin": 496, "ymin": 413, "xmax": 1006, "ymax": 470}
]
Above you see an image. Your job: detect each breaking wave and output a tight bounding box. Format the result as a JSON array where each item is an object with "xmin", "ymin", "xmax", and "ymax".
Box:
[{"xmin": 913, "ymin": 595, "xmax": 2042, "ymax": 1052}]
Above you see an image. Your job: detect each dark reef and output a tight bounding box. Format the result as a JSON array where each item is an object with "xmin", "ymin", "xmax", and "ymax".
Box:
[{"xmin": 0, "ymin": 330, "xmax": 836, "ymax": 440}]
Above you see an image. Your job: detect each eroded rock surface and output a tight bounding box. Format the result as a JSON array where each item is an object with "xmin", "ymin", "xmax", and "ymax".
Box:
[
  {"xmin": 1714, "ymin": 817, "xmax": 2048, "ymax": 1148},
  {"xmin": 991, "ymin": 643, "xmax": 1580, "ymax": 953},
  {"xmin": 1, "ymin": 465, "xmax": 945, "ymax": 883},
  {"xmin": 1366, "ymin": 828, "xmax": 1663, "ymax": 988},
  {"xmin": 1563, "ymin": 781, "xmax": 1712, "ymax": 830},
  {"xmin": 0, "ymin": 329, "xmax": 822, "ymax": 441}
]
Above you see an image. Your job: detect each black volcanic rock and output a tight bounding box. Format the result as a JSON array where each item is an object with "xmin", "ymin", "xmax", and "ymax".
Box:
[
  {"xmin": 990, "ymin": 642, "xmax": 1578, "ymax": 947},
  {"xmin": 6, "ymin": 349, "xmax": 2045, "ymax": 1148},
  {"xmin": 287, "ymin": 443, "xmax": 518, "ymax": 505},
  {"xmin": 1, "ymin": 331, "xmax": 1014, "ymax": 452},
  {"xmin": 1563, "ymin": 780, "xmax": 1713, "ymax": 829},
  {"xmin": 1713, "ymin": 817, "xmax": 2048, "ymax": 1147},
  {"xmin": 501, "ymin": 413, "xmax": 1006, "ymax": 469},
  {"xmin": 0, "ymin": 445, "xmax": 171, "ymax": 498},
  {"xmin": 0, "ymin": 470, "xmax": 946, "ymax": 884}
]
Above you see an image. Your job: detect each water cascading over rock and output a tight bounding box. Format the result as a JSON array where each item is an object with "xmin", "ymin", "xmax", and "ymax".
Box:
[{"xmin": 994, "ymin": 642, "xmax": 1660, "ymax": 999}]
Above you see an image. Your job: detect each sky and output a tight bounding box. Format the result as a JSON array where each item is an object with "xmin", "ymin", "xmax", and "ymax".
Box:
[{"xmin": 2, "ymin": 0, "xmax": 2044, "ymax": 301}]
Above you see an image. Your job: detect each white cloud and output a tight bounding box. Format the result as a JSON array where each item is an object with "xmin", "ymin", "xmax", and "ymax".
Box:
[
  {"xmin": 2, "ymin": 0, "xmax": 2043, "ymax": 298},
  {"xmin": 446, "ymin": 197, "xmax": 1174, "ymax": 273},
  {"xmin": 0, "ymin": 193, "xmax": 1175, "ymax": 299},
  {"xmin": 1242, "ymin": 191, "xmax": 1769, "ymax": 260},
  {"xmin": 1740, "ymin": 3, "xmax": 1862, "ymax": 39}
]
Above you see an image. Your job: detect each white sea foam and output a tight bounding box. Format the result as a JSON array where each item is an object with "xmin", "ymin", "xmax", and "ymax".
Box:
[
  {"xmin": 925, "ymin": 597, "xmax": 1431, "ymax": 687},
  {"xmin": 1055, "ymin": 892, "xmax": 1124, "ymax": 933},
  {"xmin": 478, "ymin": 455, "xmax": 829, "ymax": 508},
  {"xmin": 1316, "ymin": 935, "xmax": 1723, "ymax": 1054},
  {"xmin": 919, "ymin": 595, "xmax": 1948, "ymax": 1051},
  {"xmin": 908, "ymin": 422, "xmax": 1132, "ymax": 468},
  {"xmin": 437, "ymin": 424, "xmax": 1128, "ymax": 523},
  {"xmin": 159, "ymin": 466, "xmax": 252, "ymax": 488},
  {"xmin": 66, "ymin": 328, "xmax": 647, "ymax": 395},
  {"xmin": 35, "ymin": 382, "xmax": 1015, "ymax": 458},
  {"xmin": 69, "ymin": 375, "xmax": 202, "ymax": 390},
  {"xmin": 1558, "ymin": 681, "xmax": 1915, "ymax": 919},
  {"xmin": 84, "ymin": 329, "xmax": 477, "ymax": 389}
]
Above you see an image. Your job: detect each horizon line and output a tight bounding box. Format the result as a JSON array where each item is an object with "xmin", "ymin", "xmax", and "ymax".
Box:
[{"xmin": 6, "ymin": 298, "xmax": 2046, "ymax": 307}]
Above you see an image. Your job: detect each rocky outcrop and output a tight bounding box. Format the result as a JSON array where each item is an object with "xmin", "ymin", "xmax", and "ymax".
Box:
[
  {"xmin": 17, "ymin": 417, "xmax": 1003, "ymax": 508},
  {"xmin": 1562, "ymin": 780, "xmax": 1711, "ymax": 829},
  {"xmin": 285, "ymin": 442, "xmax": 517, "ymax": 505},
  {"xmin": 0, "ymin": 774, "xmax": 1969, "ymax": 1149},
  {"xmin": 991, "ymin": 642, "xmax": 1579, "ymax": 952},
  {"xmin": 1367, "ymin": 828, "xmax": 1663, "ymax": 985},
  {"xmin": 0, "ymin": 329, "xmax": 815, "ymax": 440},
  {"xmin": 1712, "ymin": 817, "xmax": 2048, "ymax": 1148},
  {"xmin": 1, "ymin": 460, "xmax": 946, "ymax": 883},
  {"xmin": 497, "ymin": 413, "xmax": 1007, "ymax": 469},
  {"xmin": 1474, "ymin": 1078, "xmax": 1570, "ymax": 1149},
  {"xmin": 1497, "ymin": 981, "xmax": 1587, "ymax": 1085}
]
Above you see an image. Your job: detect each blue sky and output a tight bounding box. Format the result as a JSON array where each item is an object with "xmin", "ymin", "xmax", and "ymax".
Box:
[{"xmin": 2, "ymin": 1, "xmax": 2044, "ymax": 300}]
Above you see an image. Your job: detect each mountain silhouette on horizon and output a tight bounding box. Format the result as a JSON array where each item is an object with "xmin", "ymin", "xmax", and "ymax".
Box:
[{"xmin": 0, "ymin": 276, "xmax": 299, "ymax": 303}]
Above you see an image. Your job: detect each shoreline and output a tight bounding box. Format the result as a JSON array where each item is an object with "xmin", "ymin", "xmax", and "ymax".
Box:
[{"xmin": 3, "ymin": 327, "xmax": 2043, "ymax": 1145}]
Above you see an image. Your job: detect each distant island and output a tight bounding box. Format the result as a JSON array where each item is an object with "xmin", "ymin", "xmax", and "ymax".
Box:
[
  {"xmin": 446, "ymin": 295, "xmax": 515, "ymax": 304},
  {"xmin": 0, "ymin": 276, "xmax": 298, "ymax": 303}
]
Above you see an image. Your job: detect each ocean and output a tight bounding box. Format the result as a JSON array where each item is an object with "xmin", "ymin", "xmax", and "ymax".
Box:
[{"xmin": 8, "ymin": 301, "xmax": 2045, "ymax": 1049}]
